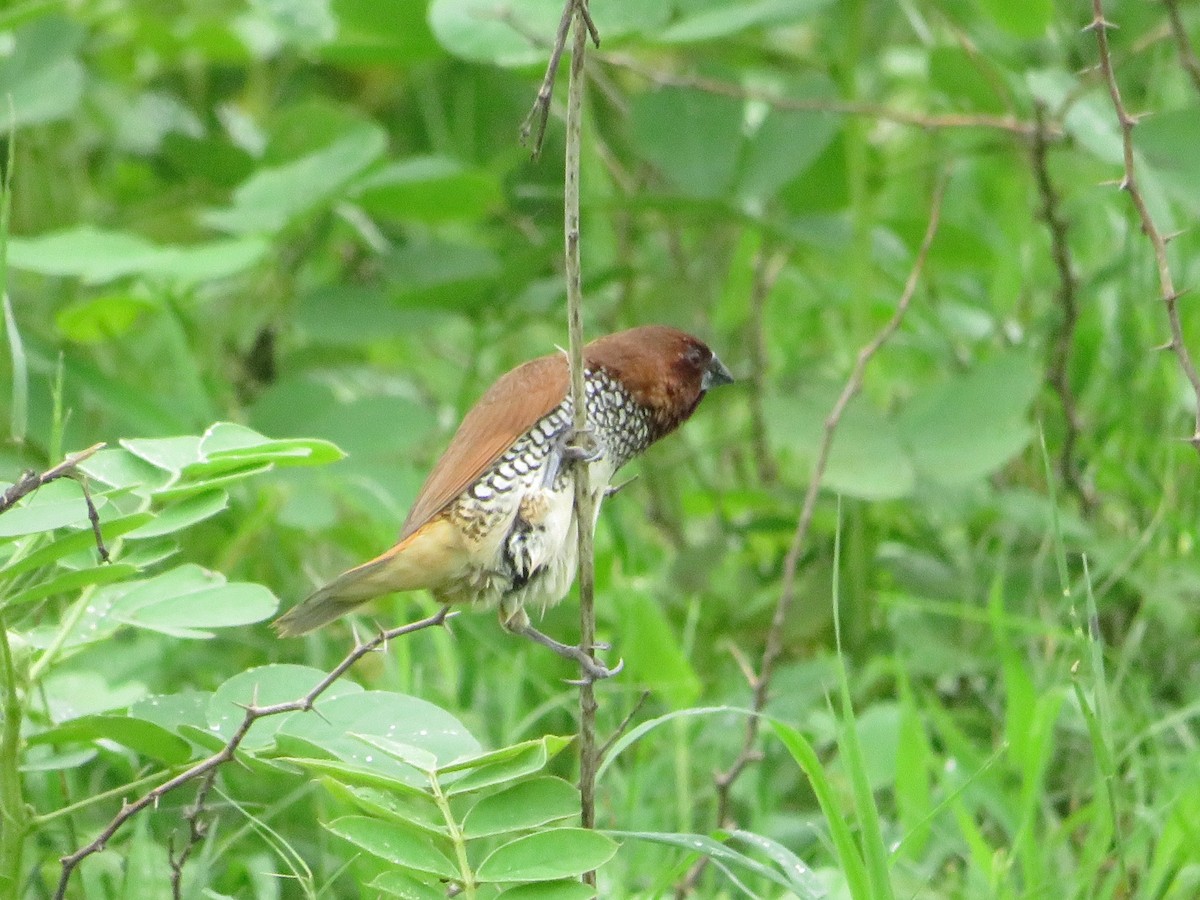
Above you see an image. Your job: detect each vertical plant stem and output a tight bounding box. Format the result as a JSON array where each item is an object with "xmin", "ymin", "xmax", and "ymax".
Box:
[
  {"xmin": 0, "ymin": 614, "xmax": 29, "ymax": 895},
  {"xmin": 562, "ymin": 0, "xmax": 599, "ymax": 885},
  {"xmin": 431, "ymin": 775, "xmax": 477, "ymax": 899}
]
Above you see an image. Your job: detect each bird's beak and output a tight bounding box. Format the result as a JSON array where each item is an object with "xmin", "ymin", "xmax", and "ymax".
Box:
[{"xmin": 702, "ymin": 355, "xmax": 734, "ymax": 391}]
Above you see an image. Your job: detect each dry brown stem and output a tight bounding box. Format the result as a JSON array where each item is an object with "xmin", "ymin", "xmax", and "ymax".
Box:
[
  {"xmin": 676, "ymin": 176, "xmax": 946, "ymax": 895},
  {"xmin": 1031, "ymin": 104, "xmax": 1093, "ymax": 512}
]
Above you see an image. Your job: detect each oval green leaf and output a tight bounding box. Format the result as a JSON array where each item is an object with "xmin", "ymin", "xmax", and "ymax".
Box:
[
  {"xmin": 326, "ymin": 816, "xmax": 458, "ymax": 879},
  {"xmin": 475, "ymin": 829, "xmax": 618, "ymax": 883}
]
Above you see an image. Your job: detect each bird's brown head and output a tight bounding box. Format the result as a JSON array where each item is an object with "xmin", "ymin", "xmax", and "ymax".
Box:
[{"xmin": 585, "ymin": 325, "xmax": 733, "ymax": 438}]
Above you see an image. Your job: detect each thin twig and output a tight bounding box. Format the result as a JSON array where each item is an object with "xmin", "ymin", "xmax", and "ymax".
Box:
[
  {"xmin": 53, "ymin": 607, "xmax": 452, "ymax": 899},
  {"xmin": 1164, "ymin": 0, "xmax": 1200, "ymax": 95},
  {"xmin": 1089, "ymin": 0, "xmax": 1200, "ymax": 448},
  {"xmin": 596, "ymin": 690, "xmax": 651, "ymax": 766},
  {"xmin": 560, "ymin": 0, "xmax": 601, "ymax": 887},
  {"xmin": 520, "ymin": 0, "xmax": 599, "ymax": 159},
  {"xmin": 746, "ymin": 248, "xmax": 787, "ymax": 485},
  {"xmin": 0, "ymin": 443, "xmax": 105, "ymax": 515},
  {"xmin": 1, "ymin": 443, "xmax": 109, "ymax": 561},
  {"xmin": 1031, "ymin": 103, "xmax": 1092, "ymax": 513},
  {"xmin": 676, "ymin": 177, "xmax": 946, "ymax": 896},
  {"xmin": 168, "ymin": 769, "xmax": 218, "ymax": 899},
  {"xmin": 600, "ymin": 53, "xmax": 1051, "ymax": 137}
]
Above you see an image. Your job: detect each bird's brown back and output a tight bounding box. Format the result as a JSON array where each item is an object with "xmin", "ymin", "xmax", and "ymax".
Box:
[{"xmin": 398, "ymin": 354, "xmax": 569, "ymax": 541}]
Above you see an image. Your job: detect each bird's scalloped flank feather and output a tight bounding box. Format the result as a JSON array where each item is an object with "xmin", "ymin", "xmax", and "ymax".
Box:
[{"xmin": 397, "ymin": 353, "xmax": 569, "ymax": 541}]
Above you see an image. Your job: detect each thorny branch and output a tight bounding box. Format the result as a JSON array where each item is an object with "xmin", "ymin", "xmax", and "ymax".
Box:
[
  {"xmin": 1, "ymin": 443, "xmax": 109, "ymax": 561},
  {"xmin": 601, "ymin": 53, "xmax": 1053, "ymax": 137},
  {"xmin": 1031, "ymin": 103, "xmax": 1093, "ymax": 513},
  {"xmin": 1089, "ymin": 0, "xmax": 1200, "ymax": 448},
  {"xmin": 1163, "ymin": 0, "xmax": 1200, "ymax": 96},
  {"xmin": 677, "ymin": 177, "xmax": 946, "ymax": 896},
  {"xmin": 168, "ymin": 769, "xmax": 218, "ymax": 900},
  {"xmin": 53, "ymin": 607, "xmax": 453, "ymax": 900},
  {"xmin": 520, "ymin": 0, "xmax": 599, "ymax": 159},
  {"xmin": 558, "ymin": 0, "xmax": 602, "ymax": 888},
  {"xmin": 746, "ymin": 248, "xmax": 787, "ymax": 485}
]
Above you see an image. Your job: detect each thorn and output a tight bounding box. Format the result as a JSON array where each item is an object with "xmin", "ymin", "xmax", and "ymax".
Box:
[
  {"xmin": 1151, "ymin": 340, "xmax": 1176, "ymax": 352},
  {"xmin": 1098, "ymin": 178, "xmax": 1123, "ymax": 189},
  {"xmin": 604, "ymin": 474, "xmax": 638, "ymax": 498},
  {"xmin": 1083, "ymin": 16, "xmax": 1117, "ymax": 33}
]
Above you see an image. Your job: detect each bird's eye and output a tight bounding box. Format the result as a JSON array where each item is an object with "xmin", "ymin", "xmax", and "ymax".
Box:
[{"xmin": 684, "ymin": 345, "xmax": 705, "ymax": 367}]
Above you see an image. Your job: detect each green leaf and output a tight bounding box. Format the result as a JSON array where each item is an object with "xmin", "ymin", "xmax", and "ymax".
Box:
[
  {"xmin": 770, "ymin": 721, "xmax": 871, "ymax": 898},
  {"xmin": 737, "ymin": 75, "xmax": 841, "ymax": 201},
  {"xmin": 327, "ymin": 816, "xmax": 458, "ymax": 879},
  {"xmin": 277, "ymin": 756, "xmax": 439, "ymax": 805},
  {"xmin": 385, "ymin": 239, "xmax": 503, "ymax": 310},
  {"xmin": 201, "ymin": 124, "xmax": 387, "ymax": 234},
  {"xmin": 975, "ymin": 0, "xmax": 1052, "ymax": 38},
  {"xmin": 76, "ymin": 449, "xmax": 174, "ymax": 492},
  {"xmin": 766, "ymin": 382, "xmax": 916, "ymax": 499},
  {"xmin": 897, "ymin": 350, "xmax": 1041, "ymax": 486},
  {"xmin": 443, "ymin": 736, "xmax": 571, "ymax": 795},
  {"xmin": 728, "ymin": 830, "xmax": 825, "ymax": 898},
  {"xmin": 278, "ymin": 691, "xmax": 480, "ymax": 783},
  {"xmin": 351, "ymin": 157, "xmax": 502, "ymax": 223},
  {"xmin": 612, "ymin": 830, "xmax": 819, "ymax": 898},
  {"xmin": 351, "ymin": 734, "xmax": 439, "ymax": 774},
  {"xmin": 428, "ymin": 0, "xmax": 667, "ymax": 66},
  {"xmin": 28, "ymin": 714, "xmax": 191, "ymax": 764},
  {"xmin": 322, "ymin": 780, "xmax": 446, "ymax": 836},
  {"xmin": 496, "ymin": 882, "xmax": 596, "ymax": 900},
  {"xmin": 7, "ymin": 228, "xmax": 268, "ymax": 285},
  {"xmin": 55, "ymin": 293, "xmax": 157, "ymax": 343},
  {"xmin": 462, "ymin": 777, "xmax": 580, "ymax": 838},
  {"xmin": 661, "ymin": 0, "xmax": 832, "ymax": 42},
  {"xmin": 3, "ymin": 563, "xmax": 138, "ymax": 610},
  {"xmin": 0, "ymin": 478, "xmax": 107, "ymax": 537},
  {"xmin": 120, "ymin": 436, "xmax": 203, "ymax": 473},
  {"xmin": 323, "ymin": 0, "xmax": 441, "ymax": 65},
  {"xmin": 207, "ymin": 664, "xmax": 361, "ymax": 750},
  {"xmin": 0, "ymin": 16, "xmax": 84, "ymax": 132},
  {"xmin": 109, "ymin": 564, "xmax": 279, "ymax": 637},
  {"xmin": 0, "ymin": 512, "xmax": 152, "ymax": 577},
  {"xmin": 123, "ymin": 490, "xmax": 228, "ymax": 539},
  {"xmin": 475, "ymin": 829, "xmax": 618, "ymax": 883},
  {"xmin": 128, "ymin": 692, "xmax": 211, "ymax": 738},
  {"xmin": 368, "ymin": 870, "xmax": 446, "ymax": 900},
  {"xmin": 630, "ymin": 88, "xmax": 743, "ymax": 200}
]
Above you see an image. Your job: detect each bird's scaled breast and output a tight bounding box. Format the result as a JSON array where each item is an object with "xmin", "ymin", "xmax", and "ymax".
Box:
[{"xmin": 441, "ymin": 370, "xmax": 652, "ymax": 612}]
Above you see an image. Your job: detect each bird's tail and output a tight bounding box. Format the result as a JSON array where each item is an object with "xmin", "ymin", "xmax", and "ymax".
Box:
[
  {"xmin": 273, "ymin": 533, "xmax": 433, "ymax": 636},
  {"xmin": 272, "ymin": 559, "xmax": 386, "ymax": 636}
]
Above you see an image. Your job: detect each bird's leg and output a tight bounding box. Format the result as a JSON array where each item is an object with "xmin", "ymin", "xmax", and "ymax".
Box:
[
  {"xmin": 500, "ymin": 604, "xmax": 623, "ymax": 681},
  {"xmin": 515, "ymin": 622, "xmax": 625, "ymax": 681},
  {"xmin": 541, "ymin": 424, "xmax": 604, "ymax": 489}
]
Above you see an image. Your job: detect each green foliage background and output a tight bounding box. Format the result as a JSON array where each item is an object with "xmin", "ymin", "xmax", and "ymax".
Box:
[{"xmin": 2, "ymin": 0, "xmax": 1200, "ymax": 897}]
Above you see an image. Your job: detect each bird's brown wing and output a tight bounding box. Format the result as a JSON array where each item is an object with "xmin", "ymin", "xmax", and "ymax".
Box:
[{"xmin": 397, "ymin": 353, "xmax": 569, "ymax": 541}]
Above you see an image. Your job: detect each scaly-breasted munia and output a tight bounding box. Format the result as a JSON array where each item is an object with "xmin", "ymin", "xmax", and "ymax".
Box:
[{"xmin": 274, "ymin": 325, "xmax": 732, "ymax": 678}]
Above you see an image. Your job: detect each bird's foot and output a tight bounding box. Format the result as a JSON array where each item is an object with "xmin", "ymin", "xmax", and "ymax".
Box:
[
  {"xmin": 515, "ymin": 623, "xmax": 624, "ymax": 682},
  {"xmin": 541, "ymin": 425, "xmax": 604, "ymax": 489},
  {"xmin": 563, "ymin": 424, "xmax": 604, "ymax": 464}
]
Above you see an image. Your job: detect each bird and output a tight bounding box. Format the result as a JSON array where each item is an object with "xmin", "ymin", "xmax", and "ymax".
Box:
[{"xmin": 273, "ymin": 325, "xmax": 733, "ymax": 679}]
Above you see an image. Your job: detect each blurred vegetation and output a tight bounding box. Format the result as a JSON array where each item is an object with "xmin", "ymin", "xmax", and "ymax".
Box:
[{"xmin": 2, "ymin": 0, "xmax": 1200, "ymax": 897}]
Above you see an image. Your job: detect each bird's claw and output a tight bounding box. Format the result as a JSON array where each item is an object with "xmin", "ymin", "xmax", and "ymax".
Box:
[
  {"xmin": 563, "ymin": 425, "xmax": 604, "ymax": 463},
  {"xmin": 565, "ymin": 653, "xmax": 625, "ymax": 685}
]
